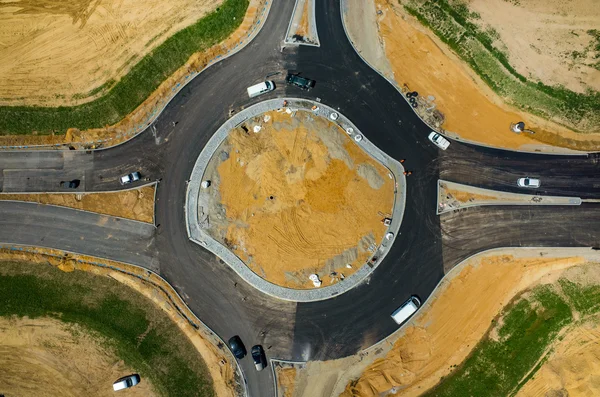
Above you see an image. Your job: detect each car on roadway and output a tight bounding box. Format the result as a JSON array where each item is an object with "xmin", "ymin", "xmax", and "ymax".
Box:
[
  {"xmin": 59, "ymin": 179, "xmax": 80, "ymax": 189},
  {"xmin": 113, "ymin": 374, "xmax": 141, "ymax": 391},
  {"xmin": 428, "ymin": 132, "xmax": 450, "ymax": 150},
  {"xmin": 286, "ymin": 73, "xmax": 315, "ymax": 90},
  {"xmin": 391, "ymin": 295, "xmax": 421, "ymax": 325},
  {"xmin": 228, "ymin": 335, "xmax": 247, "ymax": 359},
  {"xmin": 247, "ymin": 81, "xmax": 275, "ymax": 98},
  {"xmin": 120, "ymin": 171, "xmax": 141, "ymax": 185},
  {"xmin": 517, "ymin": 177, "xmax": 541, "ymax": 188},
  {"xmin": 251, "ymin": 345, "xmax": 267, "ymax": 371}
]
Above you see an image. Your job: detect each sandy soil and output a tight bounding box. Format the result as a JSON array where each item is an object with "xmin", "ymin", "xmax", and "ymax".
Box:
[
  {"xmin": 0, "ymin": 185, "xmax": 155, "ymax": 223},
  {"xmin": 295, "ymin": 0, "xmax": 310, "ymax": 38},
  {"xmin": 347, "ymin": 0, "xmax": 600, "ymax": 151},
  {"xmin": 518, "ymin": 314, "xmax": 600, "ymax": 397},
  {"xmin": 0, "ymin": 0, "xmax": 221, "ymax": 107},
  {"xmin": 203, "ymin": 109, "xmax": 395, "ymax": 289},
  {"xmin": 0, "ymin": 316, "xmax": 156, "ymax": 396},
  {"xmin": 467, "ymin": 0, "xmax": 600, "ymax": 94},
  {"xmin": 0, "ymin": 246, "xmax": 238, "ymax": 397},
  {"xmin": 335, "ymin": 249, "xmax": 596, "ymax": 397},
  {"xmin": 0, "ymin": 0, "xmax": 267, "ymax": 148},
  {"xmin": 275, "ymin": 364, "xmax": 297, "ymax": 397}
]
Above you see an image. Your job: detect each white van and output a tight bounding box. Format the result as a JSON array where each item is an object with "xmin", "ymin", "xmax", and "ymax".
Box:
[
  {"xmin": 247, "ymin": 81, "xmax": 275, "ymax": 98},
  {"xmin": 391, "ymin": 295, "xmax": 421, "ymax": 325}
]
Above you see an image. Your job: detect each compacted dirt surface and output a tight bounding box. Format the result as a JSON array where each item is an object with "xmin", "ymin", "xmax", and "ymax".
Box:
[
  {"xmin": 203, "ymin": 109, "xmax": 395, "ymax": 289},
  {"xmin": 467, "ymin": 0, "xmax": 600, "ymax": 94},
  {"xmin": 0, "ymin": 316, "xmax": 156, "ymax": 397},
  {"xmin": 345, "ymin": 0, "xmax": 600, "ymax": 151},
  {"xmin": 518, "ymin": 314, "xmax": 600, "ymax": 397},
  {"xmin": 0, "ymin": 0, "xmax": 221, "ymax": 107}
]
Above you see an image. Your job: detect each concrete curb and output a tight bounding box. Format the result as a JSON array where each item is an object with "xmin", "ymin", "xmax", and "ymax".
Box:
[
  {"xmin": 186, "ymin": 98, "xmax": 406, "ymax": 302},
  {"xmin": 338, "ymin": 0, "xmax": 590, "ymax": 156},
  {"xmin": 284, "ymin": 0, "xmax": 321, "ymax": 47},
  {"xmin": 437, "ymin": 179, "xmax": 582, "ymax": 215},
  {"xmin": 0, "ymin": 243, "xmax": 248, "ymax": 397},
  {"xmin": 1, "ymin": 0, "xmax": 273, "ymax": 152}
]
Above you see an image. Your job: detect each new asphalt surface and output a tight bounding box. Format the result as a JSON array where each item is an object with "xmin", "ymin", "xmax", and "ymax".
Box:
[{"xmin": 1, "ymin": 1, "xmax": 600, "ymax": 396}]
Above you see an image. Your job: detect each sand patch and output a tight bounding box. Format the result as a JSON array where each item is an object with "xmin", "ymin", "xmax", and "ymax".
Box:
[
  {"xmin": 0, "ymin": 0, "xmax": 222, "ymax": 107},
  {"xmin": 204, "ymin": 110, "xmax": 395, "ymax": 289},
  {"xmin": 0, "ymin": 185, "xmax": 155, "ymax": 223},
  {"xmin": 517, "ymin": 313, "xmax": 600, "ymax": 397},
  {"xmin": 339, "ymin": 252, "xmax": 590, "ymax": 397},
  {"xmin": 0, "ymin": 316, "xmax": 156, "ymax": 397}
]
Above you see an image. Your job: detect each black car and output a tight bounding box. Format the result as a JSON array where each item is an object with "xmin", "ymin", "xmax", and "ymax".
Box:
[
  {"xmin": 251, "ymin": 345, "xmax": 267, "ymax": 371},
  {"xmin": 286, "ymin": 73, "xmax": 315, "ymax": 90},
  {"xmin": 228, "ymin": 335, "xmax": 247, "ymax": 359},
  {"xmin": 59, "ymin": 179, "xmax": 80, "ymax": 189}
]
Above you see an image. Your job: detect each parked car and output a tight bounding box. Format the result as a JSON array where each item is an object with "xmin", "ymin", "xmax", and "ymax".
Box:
[
  {"xmin": 251, "ymin": 345, "xmax": 267, "ymax": 371},
  {"xmin": 517, "ymin": 177, "xmax": 541, "ymax": 188},
  {"xmin": 228, "ymin": 335, "xmax": 247, "ymax": 359},
  {"xmin": 120, "ymin": 171, "xmax": 141, "ymax": 185},
  {"xmin": 428, "ymin": 132, "xmax": 450, "ymax": 150},
  {"xmin": 286, "ymin": 73, "xmax": 315, "ymax": 90},
  {"xmin": 391, "ymin": 295, "xmax": 421, "ymax": 325},
  {"xmin": 113, "ymin": 374, "xmax": 141, "ymax": 391},
  {"xmin": 59, "ymin": 179, "xmax": 80, "ymax": 189}
]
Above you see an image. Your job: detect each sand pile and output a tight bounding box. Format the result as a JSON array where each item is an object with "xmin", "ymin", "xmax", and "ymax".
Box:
[{"xmin": 204, "ymin": 109, "xmax": 395, "ymax": 288}]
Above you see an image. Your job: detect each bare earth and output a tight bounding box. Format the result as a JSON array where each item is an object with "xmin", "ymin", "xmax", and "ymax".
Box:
[
  {"xmin": 274, "ymin": 248, "xmax": 600, "ymax": 397},
  {"xmin": 0, "ymin": 247, "xmax": 238, "ymax": 397},
  {"xmin": 203, "ymin": 109, "xmax": 395, "ymax": 289},
  {"xmin": 0, "ymin": 184, "xmax": 155, "ymax": 223},
  {"xmin": 518, "ymin": 314, "xmax": 600, "ymax": 397},
  {"xmin": 467, "ymin": 0, "xmax": 600, "ymax": 94},
  {"xmin": 0, "ymin": 317, "xmax": 156, "ymax": 397},
  {"xmin": 345, "ymin": 0, "xmax": 600, "ymax": 151},
  {"xmin": 0, "ymin": 0, "xmax": 267, "ymax": 148},
  {"xmin": 0, "ymin": 0, "xmax": 221, "ymax": 107}
]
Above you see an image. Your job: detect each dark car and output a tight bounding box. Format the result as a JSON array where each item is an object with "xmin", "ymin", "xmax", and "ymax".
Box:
[
  {"xmin": 286, "ymin": 73, "xmax": 315, "ymax": 90},
  {"xmin": 228, "ymin": 335, "xmax": 247, "ymax": 359},
  {"xmin": 59, "ymin": 179, "xmax": 80, "ymax": 189},
  {"xmin": 251, "ymin": 345, "xmax": 267, "ymax": 371}
]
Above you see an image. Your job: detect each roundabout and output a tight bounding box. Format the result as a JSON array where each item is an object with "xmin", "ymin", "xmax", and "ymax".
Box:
[{"xmin": 187, "ymin": 99, "xmax": 406, "ymax": 301}]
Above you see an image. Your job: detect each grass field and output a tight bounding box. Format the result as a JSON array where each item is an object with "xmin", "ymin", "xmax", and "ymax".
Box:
[
  {"xmin": 402, "ymin": 0, "xmax": 600, "ymax": 132},
  {"xmin": 0, "ymin": 260, "xmax": 214, "ymax": 397},
  {"xmin": 424, "ymin": 273, "xmax": 600, "ymax": 396},
  {"xmin": 0, "ymin": 0, "xmax": 248, "ymax": 135}
]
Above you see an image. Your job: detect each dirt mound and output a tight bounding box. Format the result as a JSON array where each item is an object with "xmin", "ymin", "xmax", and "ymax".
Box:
[{"xmin": 204, "ymin": 109, "xmax": 395, "ymax": 288}]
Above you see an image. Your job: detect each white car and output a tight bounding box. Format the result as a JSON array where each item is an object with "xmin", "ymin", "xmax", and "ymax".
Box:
[
  {"xmin": 120, "ymin": 171, "xmax": 141, "ymax": 185},
  {"xmin": 428, "ymin": 132, "xmax": 450, "ymax": 150},
  {"xmin": 113, "ymin": 374, "xmax": 140, "ymax": 391},
  {"xmin": 517, "ymin": 177, "xmax": 541, "ymax": 188}
]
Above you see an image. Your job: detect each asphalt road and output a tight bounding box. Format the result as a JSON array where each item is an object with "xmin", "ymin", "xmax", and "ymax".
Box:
[
  {"xmin": 1, "ymin": 1, "xmax": 600, "ymax": 396},
  {"xmin": 0, "ymin": 201, "xmax": 158, "ymax": 270}
]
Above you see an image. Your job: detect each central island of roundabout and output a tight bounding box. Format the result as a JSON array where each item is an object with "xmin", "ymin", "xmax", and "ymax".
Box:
[{"xmin": 186, "ymin": 99, "xmax": 406, "ymax": 302}]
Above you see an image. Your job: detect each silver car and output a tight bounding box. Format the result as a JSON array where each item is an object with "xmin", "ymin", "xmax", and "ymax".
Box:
[
  {"xmin": 428, "ymin": 132, "xmax": 450, "ymax": 150},
  {"xmin": 113, "ymin": 374, "xmax": 140, "ymax": 391},
  {"xmin": 120, "ymin": 171, "xmax": 141, "ymax": 185},
  {"xmin": 517, "ymin": 177, "xmax": 540, "ymax": 188}
]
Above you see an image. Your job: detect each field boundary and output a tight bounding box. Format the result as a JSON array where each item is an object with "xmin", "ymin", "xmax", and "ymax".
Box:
[
  {"xmin": 0, "ymin": 0, "xmax": 272, "ymax": 151},
  {"xmin": 0, "ymin": 243, "xmax": 248, "ymax": 397}
]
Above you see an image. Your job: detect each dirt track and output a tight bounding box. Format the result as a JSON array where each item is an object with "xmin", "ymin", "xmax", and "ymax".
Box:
[
  {"xmin": 0, "ymin": 0, "xmax": 221, "ymax": 107},
  {"xmin": 0, "ymin": 317, "xmax": 156, "ymax": 397},
  {"xmin": 203, "ymin": 109, "xmax": 395, "ymax": 289}
]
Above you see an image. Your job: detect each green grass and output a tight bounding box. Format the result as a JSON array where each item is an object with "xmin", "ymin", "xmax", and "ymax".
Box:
[
  {"xmin": 0, "ymin": 0, "xmax": 249, "ymax": 135},
  {"xmin": 423, "ymin": 285, "xmax": 572, "ymax": 397},
  {"xmin": 402, "ymin": 0, "xmax": 600, "ymax": 131},
  {"xmin": 0, "ymin": 260, "xmax": 214, "ymax": 397}
]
